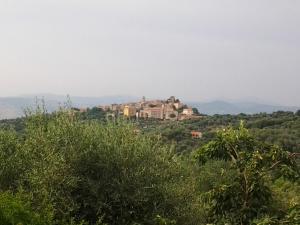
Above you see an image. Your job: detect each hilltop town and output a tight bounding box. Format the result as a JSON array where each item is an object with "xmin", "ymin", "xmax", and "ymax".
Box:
[{"xmin": 96, "ymin": 96, "xmax": 201, "ymax": 121}]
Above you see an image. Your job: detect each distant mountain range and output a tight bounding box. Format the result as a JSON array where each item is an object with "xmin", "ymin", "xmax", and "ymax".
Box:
[
  {"xmin": 0, "ymin": 94, "xmax": 139, "ymax": 119},
  {"xmin": 0, "ymin": 95, "xmax": 298, "ymax": 119}
]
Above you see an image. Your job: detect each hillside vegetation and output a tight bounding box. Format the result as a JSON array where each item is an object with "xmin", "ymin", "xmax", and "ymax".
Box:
[
  {"xmin": 136, "ymin": 111, "xmax": 300, "ymax": 155},
  {"xmin": 0, "ymin": 107, "xmax": 299, "ymax": 224}
]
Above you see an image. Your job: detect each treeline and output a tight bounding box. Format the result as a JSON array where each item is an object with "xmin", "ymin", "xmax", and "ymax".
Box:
[
  {"xmin": 0, "ymin": 108, "xmax": 299, "ymax": 224},
  {"xmin": 138, "ymin": 111, "xmax": 300, "ymax": 154},
  {"xmin": 0, "ymin": 109, "xmax": 299, "ymax": 155}
]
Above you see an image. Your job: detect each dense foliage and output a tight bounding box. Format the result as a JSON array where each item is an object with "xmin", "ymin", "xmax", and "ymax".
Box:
[
  {"xmin": 0, "ymin": 109, "xmax": 201, "ymax": 225},
  {"xmin": 195, "ymin": 123, "xmax": 299, "ymax": 224},
  {"xmin": 137, "ymin": 111, "xmax": 300, "ymax": 154},
  {"xmin": 0, "ymin": 109, "xmax": 299, "ymax": 224}
]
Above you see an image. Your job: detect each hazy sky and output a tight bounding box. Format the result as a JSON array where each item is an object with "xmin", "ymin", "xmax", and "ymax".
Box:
[{"xmin": 1, "ymin": 0, "xmax": 299, "ymax": 105}]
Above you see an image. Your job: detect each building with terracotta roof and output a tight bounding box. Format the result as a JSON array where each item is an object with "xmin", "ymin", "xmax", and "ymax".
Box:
[{"xmin": 191, "ymin": 131, "xmax": 202, "ymax": 138}]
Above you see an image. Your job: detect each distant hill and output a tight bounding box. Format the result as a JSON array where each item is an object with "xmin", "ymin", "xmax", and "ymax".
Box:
[
  {"xmin": 189, "ymin": 100, "xmax": 299, "ymax": 115},
  {"xmin": 0, "ymin": 95, "xmax": 139, "ymax": 119},
  {"xmin": 0, "ymin": 95, "xmax": 298, "ymax": 119},
  {"xmin": 0, "ymin": 97, "xmax": 61, "ymax": 119}
]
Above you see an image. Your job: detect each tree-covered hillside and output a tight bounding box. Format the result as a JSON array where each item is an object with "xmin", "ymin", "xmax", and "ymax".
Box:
[
  {"xmin": 0, "ymin": 108, "xmax": 299, "ymax": 224},
  {"xmin": 136, "ymin": 111, "xmax": 300, "ymax": 155}
]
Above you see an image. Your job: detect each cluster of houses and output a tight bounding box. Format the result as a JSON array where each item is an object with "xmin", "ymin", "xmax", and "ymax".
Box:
[{"xmin": 98, "ymin": 96, "xmax": 201, "ymax": 121}]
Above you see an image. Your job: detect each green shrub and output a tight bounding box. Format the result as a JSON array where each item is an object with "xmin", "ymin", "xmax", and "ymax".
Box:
[{"xmin": 0, "ymin": 192, "xmax": 53, "ymax": 225}]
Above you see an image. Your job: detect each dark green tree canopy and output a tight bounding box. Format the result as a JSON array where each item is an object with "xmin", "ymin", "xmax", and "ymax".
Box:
[{"xmin": 195, "ymin": 123, "xmax": 299, "ymax": 224}]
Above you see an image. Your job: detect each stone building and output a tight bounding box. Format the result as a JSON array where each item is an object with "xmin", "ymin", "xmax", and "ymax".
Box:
[
  {"xmin": 140, "ymin": 106, "xmax": 164, "ymax": 119},
  {"xmin": 124, "ymin": 105, "xmax": 137, "ymax": 117},
  {"xmin": 183, "ymin": 108, "xmax": 194, "ymax": 116}
]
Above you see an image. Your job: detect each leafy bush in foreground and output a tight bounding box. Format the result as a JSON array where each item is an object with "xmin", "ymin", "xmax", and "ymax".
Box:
[
  {"xmin": 195, "ymin": 123, "xmax": 299, "ymax": 224},
  {"xmin": 0, "ymin": 108, "xmax": 299, "ymax": 225},
  {"xmin": 0, "ymin": 191, "xmax": 53, "ymax": 225},
  {"xmin": 0, "ymin": 109, "xmax": 201, "ymax": 225}
]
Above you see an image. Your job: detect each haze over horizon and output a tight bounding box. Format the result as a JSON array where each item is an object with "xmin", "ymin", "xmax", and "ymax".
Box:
[
  {"xmin": 1, "ymin": 0, "xmax": 300, "ymax": 106},
  {"xmin": 1, "ymin": 93, "xmax": 297, "ymax": 108}
]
